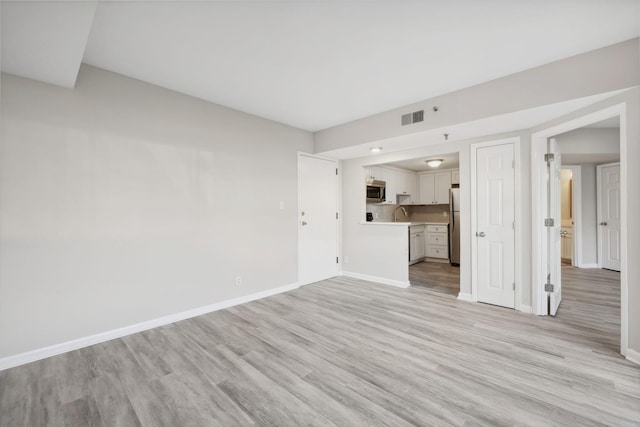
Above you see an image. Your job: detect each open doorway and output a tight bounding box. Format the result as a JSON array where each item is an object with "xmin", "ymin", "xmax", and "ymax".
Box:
[
  {"xmin": 533, "ymin": 110, "xmax": 624, "ymax": 356},
  {"xmin": 365, "ymin": 153, "xmax": 461, "ymax": 296},
  {"xmin": 555, "ymin": 117, "xmax": 621, "ymax": 354}
]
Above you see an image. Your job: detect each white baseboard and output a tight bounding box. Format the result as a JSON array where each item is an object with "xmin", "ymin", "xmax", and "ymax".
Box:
[
  {"xmin": 0, "ymin": 282, "xmax": 299, "ymax": 371},
  {"xmin": 457, "ymin": 292, "xmax": 474, "ymax": 302},
  {"xmin": 578, "ymin": 263, "xmax": 600, "ymax": 269},
  {"xmin": 624, "ymin": 348, "xmax": 640, "ymax": 365},
  {"xmin": 517, "ymin": 305, "xmax": 533, "ymax": 314},
  {"xmin": 341, "ymin": 271, "xmax": 410, "ymax": 288}
]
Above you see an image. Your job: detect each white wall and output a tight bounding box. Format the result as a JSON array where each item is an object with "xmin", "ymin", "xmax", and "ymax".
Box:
[
  {"xmin": 0, "ymin": 66, "xmax": 313, "ymax": 359},
  {"xmin": 315, "ymin": 39, "xmax": 639, "ymax": 153}
]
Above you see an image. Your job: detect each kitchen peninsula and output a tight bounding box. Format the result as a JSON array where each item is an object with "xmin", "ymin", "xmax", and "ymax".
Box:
[{"xmin": 361, "ymin": 221, "xmax": 449, "ymax": 264}]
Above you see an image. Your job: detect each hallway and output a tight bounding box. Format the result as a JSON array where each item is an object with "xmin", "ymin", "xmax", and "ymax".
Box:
[{"xmin": 558, "ymin": 266, "xmax": 621, "ymax": 355}]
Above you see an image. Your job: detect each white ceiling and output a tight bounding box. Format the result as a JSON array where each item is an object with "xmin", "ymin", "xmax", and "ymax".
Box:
[
  {"xmin": 584, "ymin": 117, "xmax": 621, "ymax": 128},
  {"xmin": 0, "ymin": 1, "xmax": 97, "ymax": 88},
  {"xmin": 386, "ymin": 153, "xmax": 459, "ymax": 172},
  {"xmin": 562, "ymin": 153, "xmax": 620, "ymax": 164},
  {"xmin": 1, "ymin": 1, "xmax": 639, "ymax": 131}
]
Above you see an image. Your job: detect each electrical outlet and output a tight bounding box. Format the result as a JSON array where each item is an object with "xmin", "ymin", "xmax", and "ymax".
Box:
[
  {"xmin": 375, "ymin": 212, "xmax": 379, "ymax": 219},
  {"xmin": 235, "ymin": 276, "xmax": 242, "ymax": 285},
  {"xmin": 279, "ymin": 201, "xmax": 285, "ymax": 210},
  {"xmin": 443, "ymin": 211, "xmax": 448, "ymax": 217}
]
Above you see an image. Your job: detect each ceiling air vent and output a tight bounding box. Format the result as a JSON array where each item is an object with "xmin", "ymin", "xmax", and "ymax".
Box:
[{"xmin": 401, "ymin": 110, "xmax": 425, "ymax": 126}]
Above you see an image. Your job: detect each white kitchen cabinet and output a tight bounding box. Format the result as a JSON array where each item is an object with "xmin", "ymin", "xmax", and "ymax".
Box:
[
  {"xmin": 425, "ymin": 224, "xmax": 449, "ymax": 261},
  {"xmin": 418, "ymin": 174, "xmax": 435, "ymax": 205},
  {"xmin": 396, "ymin": 171, "xmax": 415, "ymax": 196},
  {"xmin": 409, "ymin": 226, "xmax": 425, "ymax": 264},
  {"xmin": 382, "ymin": 169, "xmax": 397, "ymax": 204},
  {"xmin": 367, "ymin": 166, "xmax": 384, "ymax": 181},
  {"xmin": 434, "ymin": 172, "xmax": 452, "ymax": 204},
  {"xmin": 451, "ymin": 169, "xmax": 460, "ymax": 185},
  {"xmin": 396, "ymin": 170, "xmax": 417, "ymax": 205},
  {"xmin": 418, "ymin": 171, "xmax": 451, "ymax": 204}
]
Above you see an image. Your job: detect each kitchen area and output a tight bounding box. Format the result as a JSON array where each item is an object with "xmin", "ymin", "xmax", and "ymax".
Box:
[{"xmin": 365, "ymin": 153, "xmax": 460, "ymax": 295}]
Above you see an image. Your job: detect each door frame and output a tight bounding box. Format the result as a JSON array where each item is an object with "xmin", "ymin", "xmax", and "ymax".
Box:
[
  {"xmin": 297, "ymin": 152, "xmax": 341, "ymax": 286},
  {"xmin": 596, "ymin": 162, "xmax": 621, "ymax": 270},
  {"xmin": 561, "ymin": 165, "xmax": 582, "ymax": 267},
  {"xmin": 470, "ymin": 137, "xmax": 523, "ymax": 310},
  {"xmin": 530, "ymin": 104, "xmax": 627, "ymax": 355}
]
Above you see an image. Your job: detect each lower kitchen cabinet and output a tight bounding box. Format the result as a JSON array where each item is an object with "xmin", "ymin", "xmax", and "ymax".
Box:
[
  {"xmin": 425, "ymin": 225, "xmax": 449, "ymax": 261},
  {"xmin": 409, "ymin": 225, "xmax": 425, "ymax": 264}
]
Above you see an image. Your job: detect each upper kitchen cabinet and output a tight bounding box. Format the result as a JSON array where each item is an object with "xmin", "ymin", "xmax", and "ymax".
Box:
[
  {"xmin": 396, "ymin": 170, "xmax": 417, "ymax": 205},
  {"xmin": 418, "ymin": 173, "xmax": 435, "ymax": 205},
  {"xmin": 367, "ymin": 166, "xmax": 385, "ymax": 181},
  {"xmin": 418, "ymin": 171, "xmax": 452, "ymax": 204},
  {"xmin": 382, "ymin": 169, "xmax": 397, "ymax": 204},
  {"xmin": 451, "ymin": 169, "xmax": 460, "ymax": 185}
]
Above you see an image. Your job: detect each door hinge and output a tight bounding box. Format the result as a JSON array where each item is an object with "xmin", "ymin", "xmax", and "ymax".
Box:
[
  {"xmin": 513, "ymin": 282, "xmax": 515, "ymax": 291},
  {"xmin": 512, "ymin": 160, "xmax": 515, "ymax": 168},
  {"xmin": 512, "ymin": 221, "xmax": 515, "ymax": 230},
  {"xmin": 545, "ymin": 273, "xmax": 554, "ymax": 292},
  {"xmin": 544, "ymin": 218, "xmax": 554, "ymax": 227},
  {"xmin": 336, "ymin": 257, "xmax": 339, "ymax": 263},
  {"xmin": 336, "ymin": 168, "xmax": 338, "ymax": 175},
  {"xmin": 544, "ymin": 153, "xmax": 555, "ymax": 164},
  {"xmin": 336, "ymin": 212, "xmax": 339, "ymax": 220}
]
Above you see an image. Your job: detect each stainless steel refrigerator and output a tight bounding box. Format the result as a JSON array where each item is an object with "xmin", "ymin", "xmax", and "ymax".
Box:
[{"xmin": 449, "ymin": 188, "xmax": 460, "ymax": 266}]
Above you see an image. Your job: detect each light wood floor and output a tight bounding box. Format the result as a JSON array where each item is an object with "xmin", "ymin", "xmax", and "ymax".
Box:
[
  {"xmin": 409, "ymin": 261, "xmax": 460, "ymax": 296},
  {"xmin": 1, "ymin": 268, "xmax": 638, "ymax": 426}
]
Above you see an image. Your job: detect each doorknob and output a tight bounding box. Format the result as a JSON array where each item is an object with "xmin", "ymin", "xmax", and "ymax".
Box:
[
  {"xmin": 301, "ymin": 221, "xmax": 308, "ymax": 226},
  {"xmin": 560, "ymin": 230, "xmax": 568, "ymax": 235},
  {"xmin": 600, "ymin": 222, "xmax": 607, "ymax": 226},
  {"xmin": 476, "ymin": 231, "xmax": 486, "ymax": 237}
]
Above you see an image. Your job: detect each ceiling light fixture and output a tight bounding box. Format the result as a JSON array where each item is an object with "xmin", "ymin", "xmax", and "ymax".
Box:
[
  {"xmin": 426, "ymin": 159, "xmax": 443, "ymax": 168},
  {"xmin": 369, "ymin": 147, "xmax": 383, "ymax": 153}
]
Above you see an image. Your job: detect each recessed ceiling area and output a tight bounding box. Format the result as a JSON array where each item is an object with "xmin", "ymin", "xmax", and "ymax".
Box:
[
  {"xmin": 2, "ymin": 1, "xmax": 639, "ymax": 131},
  {"xmin": 558, "ymin": 114, "xmax": 621, "ymax": 165},
  {"xmin": 385, "ymin": 153, "xmax": 460, "ymax": 172}
]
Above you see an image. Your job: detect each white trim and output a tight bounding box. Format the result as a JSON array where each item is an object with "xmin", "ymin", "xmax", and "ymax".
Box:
[
  {"xmin": 561, "ymin": 165, "xmax": 582, "ymax": 267},
  {"xmin": 577, "ymin": 263, "xmax": 600, "ymax": 269},
  {"xmin": 341, "ymin": 271, "xmax": 410, "ymax": 288},
  {"xmin": 0, "ymin": 282, "xmax": 299, "ymax": 371},
  {"xmin": 518, "ymin": 305, "xmax": 533, "ymax": 314},
  {"xmin": 625, "ymin": 348, "xmax": 640, "ymax": 366},
  {"xmin": 457, "ymin": 292, "xmax": 474, "ymax": 302},
  {"xmin": 470, "ymin": 137, "xmax": 521, "ymax": 310},
  {"xmin": 514, "ymin": 138, "xmax": 523, "ymax": 312},
  {"xmin": 530, "ymin": 103, "xmax": 627, "ymax": 355}
]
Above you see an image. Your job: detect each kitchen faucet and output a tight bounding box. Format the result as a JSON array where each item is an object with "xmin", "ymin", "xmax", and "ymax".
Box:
[{"xmin": 394, "ymin": 206, "xmax": 408, "ymax": 222}]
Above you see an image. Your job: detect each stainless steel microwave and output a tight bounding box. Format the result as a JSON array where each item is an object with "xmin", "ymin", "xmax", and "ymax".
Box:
[{"xmin": 366, "ymin": 180, "xmax": 386, "ymax": 203}]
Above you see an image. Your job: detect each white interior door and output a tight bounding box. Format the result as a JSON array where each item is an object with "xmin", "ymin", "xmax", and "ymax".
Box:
[
  {"xmin": 547, "ymin": 138, "xmax": 562, "ymax": 316},
  {"xmin": 298, "ymin": 154, "xmax": 338, "ymax": 285},
  {"xmin": 598, "ymin": 163, "xmax": 621, "ymax": 271},
  {"xmin": 475, "ymin": 143, "xmax": 515, "ymax": 309}
]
